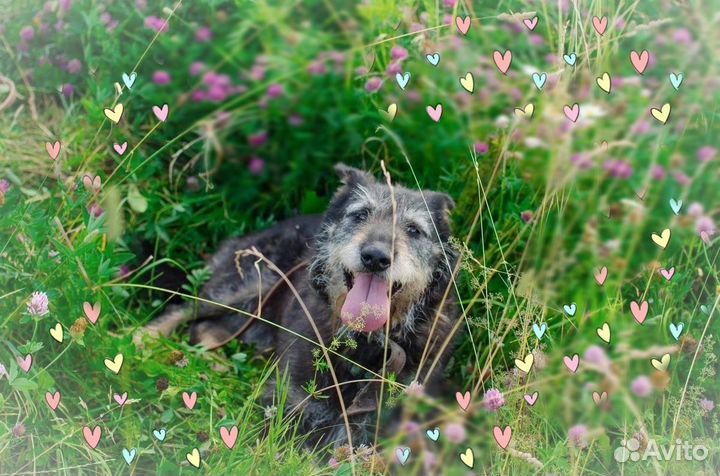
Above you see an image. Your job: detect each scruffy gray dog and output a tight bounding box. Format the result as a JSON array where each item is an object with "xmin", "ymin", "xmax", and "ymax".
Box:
[{"xmin": 139, "ymin": 164, "xmax": 460, "ymax": 446}]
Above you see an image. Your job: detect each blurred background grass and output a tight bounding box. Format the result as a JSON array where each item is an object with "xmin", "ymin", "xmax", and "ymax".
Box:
[{"xmin": 0, "ymin": 0, "xmax": 719, "ymax": 475}]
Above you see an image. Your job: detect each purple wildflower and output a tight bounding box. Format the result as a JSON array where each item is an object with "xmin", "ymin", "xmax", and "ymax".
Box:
[
  {"xmin": 20, "ymin": 26, "xmax": 34, "ymax": 42},
  {"xmin": 474, "ymin": 142, "xmax": 489, "ymax": 155},
  {"xmin": 0, "ymin": 179, "xmax": 11, "ymax": 193},
  {"xmin": 190, "ymin": 62, "xmax": 205, "ymax": 76},
  {"xmin": 697, "ymin": 146, "xmax": 716, "ymax": 163},
  {"xmin": 443, "ymin": 422, "xmax": 466, "ymax": 443},
  {"xmin": 61, "ymin": 84, "xmax": 75, "ymax": 97},
  {"xmin": 195, "ymin": 26, "xmax": 212, "ymax": 42},
  {"xmin": 391, "ymin": 46, "xmax": 408, "ymax": 61},
  {"xmin": 27, "ymin": 291, "xmax": 49, "ymax": 316},
  {"xmin": 249, "ymin": 157, "xmax": 265, "ymax": 175},
  {"xmin": 152, "ymin": 70, "xmax": 171, "ymax": 85},
  {"xmin": 266, "ymin": 83, "xmax": 284, "ymax": 99},
  {"xmin": 483, "ymin": 388, "xmax": 505, "ymax": 411},
  {"xmin": 699, "ymin": 398, "xmax": 714, "ymax": 412},
  {"xmin": 365, "ymin": 77, "xmax": 382, "ymax": 92},
  {"xmin": 568, "ymin": 424, "xmax": 588, "ymax": 448},
  {"xmin": 144, "ymin": 16, "xmax": 169, "ymax": 33},
  {"xmin": 248, "ymin": 132, "xmax": 268, "ymax": 148},
  {"xmin": 631, "ymin": 376, "xmax": 652, "ymax": 397}
]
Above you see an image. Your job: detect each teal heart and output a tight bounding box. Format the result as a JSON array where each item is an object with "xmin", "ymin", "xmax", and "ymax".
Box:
[
  {"xmin": 532, "ymin": 322, "xmax": 547, "ymax": 339},
  {"xmin": 563, "ymin": 53, "xmax": 577, "ymax": 66},
  {"xmin": 669, "ymin": 198, "xmax": 682, "ymax": 215},
  {"xmin": 395, "ymin": 72, "xmax": 410, "ymax": 90},
  {"xmin": 153, "ymin": 428, "xmax": 166, "ymax": 441},
  {"xmin": 122, "ymin": 72, "xmax": 137, "ymax": 89},
  {"xmin": 669, "ymin": 322, "xmax": 684, "ymax": 340},
  {"xmin": 426, "ymin": 427, "xmax": 440, "ymax": 441},
  {"xmin": 669, "ymin": 72, "xmax": 683, "ymax": 90},
  {"xmin": 700, "ymin": 305, "xmax": 709, "ymax": 315},
  {"xmin": 395, "ymin": 447, "xmax": 410, "ymax": 465},
  {"xmin": 532, "ymin": 72, "xmax": 547, "ymax": 90},
  {"xmin": 122, "ymin": 448, "xmax": 136, "ymax": 465},
  {"xmin": 563, "ymin": 303, "xmax": 577, "ymax": 316},
  {"xmin": 426, "ymin": 53, "xmax": 440, "ymax": 66}
]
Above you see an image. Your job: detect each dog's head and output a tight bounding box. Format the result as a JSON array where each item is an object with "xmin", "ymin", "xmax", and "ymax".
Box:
[{"xmin": 310, "ymin": 164, "xmax": 455, "ymax": 333}]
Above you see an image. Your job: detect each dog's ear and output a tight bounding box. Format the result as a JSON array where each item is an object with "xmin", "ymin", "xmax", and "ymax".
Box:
[
  {"xmin": 334, "ymin": 163, "xmax": 373, "ymax": 186},
  {"xmin": 427, "ymin": 192, "xmax": 456, "ymax": 213}
]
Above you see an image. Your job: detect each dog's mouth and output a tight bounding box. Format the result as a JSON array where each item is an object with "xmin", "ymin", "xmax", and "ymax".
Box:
[{"xmin": 340, "ymin": 270, "xmax": 401, "ymax": 333}]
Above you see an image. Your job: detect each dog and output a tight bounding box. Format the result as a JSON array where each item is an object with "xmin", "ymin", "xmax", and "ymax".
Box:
[{"xmin": 138, "ymin": 163, "xmax": 460, "ymax": 446}]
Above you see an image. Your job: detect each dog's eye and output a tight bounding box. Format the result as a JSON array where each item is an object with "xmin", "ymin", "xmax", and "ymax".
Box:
[
  {"xmin": 406, "ymin": 223, "xmax": 423, "ymax": 237},
  {"xmin": 350, "ymin": 209, "xmax": 369, "ymax": 223}
]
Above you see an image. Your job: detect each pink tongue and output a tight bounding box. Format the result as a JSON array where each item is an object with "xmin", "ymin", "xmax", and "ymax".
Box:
[{"xmin": 340, "ymin": 273, "xmax": 390, "ymax": 332}]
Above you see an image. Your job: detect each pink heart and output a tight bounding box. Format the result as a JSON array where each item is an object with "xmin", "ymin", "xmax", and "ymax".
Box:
[
  {"xmin": 83, "ymin": 425, "xmax": 102, "ymax": 449},
  {"xmin": 220, "ymin": 425, "xmax": 238, "ymax": 449},
  {"xmin": 455, "ymin": 390, "xmax": 471, "ymax": 411},
  {"xmin": 595, "ymin": 266, "xmax": 608, "ymax": 286},
  {"xmin": 563, "ymin": 103, "xmax": 580, "ymax": 122},
  {"xmin": 113, "ymin": 392, "xmax": 128, "ymax": 406},
  {"xmin": 493, "ymin": 425, "xmax": 512, "ymax": 449},
  {"xmin": 426, "ymin": 104, "xmax": 443, "ymax": 122},
  {"xmin": 592, "ymin": 391, "xmax": 607, "ymax": 404},
  {"xmin": 113, "ymin": 142, "xmax": 128, "ymax": 155},
  {"xmin": 563, "ymin": 354, "xmax": 579, "ymax": 373},
  {"xmin": 455, "ymin": 16, "xmax": 471, "ymax": 35},
  {"xmin": 46, "ymin": 391, "xmax": 61, "ymax": 410},
  {"xmin": 629, "ymin": 50, "xmax": 649, "ymax": 74},
  {"xmin": 83, "ymin": 301, "xmax": 101, "ymax": 324},
  {"xmin": 152, "ymin": 104, "xmax": 169, "ymax": 122},
  {"xmin": 630, "ymin": 300, "xmax": 648, "ymax": 324},
  {"xmin": 182, "ymin": 391, "xmax": 197, "ymax": 410},
  {"xmin": 592, "ymin": 16, "xmax": 608, "ymax": 35},
  {"xmin": 523, "ymin": 392, "xmax": 538, "ymax": 406},
  {"xmin": 523, "ymin": 17, "xmax": 538, "ymax": 30},
  {"xmin": 46, "ymin": 141, "xmax": 61, "ymax": 160},
  {"xmin": 493, "ymin": 50, "xmax": 512, "ymax": 74},
  {"xmin": 17, "ymin": 355, "xmax": 32, "ymax": 373},
  {"xmin": 82, "ymin": 175, "xmax": 102, "ymax": 193},
  {"xmin": 660, "ymin": 267, "xmax": 675, "ymax": 281}
]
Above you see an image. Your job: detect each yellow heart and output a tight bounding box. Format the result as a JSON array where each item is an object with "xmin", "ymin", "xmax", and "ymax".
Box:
[
  {"xmin": 104, "ymin": 103, "xmax": 124, "ymax": 124},
  {"xmin": 650, "ymin": 103, "xmax": 671, "ymax": 124},
  {"xmin": 50, "ymin": 323, "xmax": 64, "ymax": 343},
  {"xmin": 459, "ymin": 72, "xmax": 474, "ymax": 93},
  {"xmin": 104, "ymin": 353, "xmax": 124, "ymax": 374},
  {"xmin": 514, "ymin": 353, "xmax": 534, "ymax": 373},
  {"xmin": 651, "ymin": 353, "xmax": 670, "ymax": 371},
  {"xmin": 380, "ymin": 103, "xmax": 397, "ymax": 122},
  {"xmin": 186, "ymin": 448, "xmax": 201, "ymax": 468},
  {"xmin": 651, "ymin": 228, "xmax": 671, "ymax": 249},
  {"xmin": 460, "ymin": 447, "xmax": 474, "ymax": 468},
  {"xmin": 596, "ymin": 72, "xmax": 611, "ymax": 94},
  {"xmin": 596, "ymin": 322, "xmax": 611, "ymax": 343},
  {"xmin": 514, "ymin": 103, "xmax": 534, "ymax": 118}
]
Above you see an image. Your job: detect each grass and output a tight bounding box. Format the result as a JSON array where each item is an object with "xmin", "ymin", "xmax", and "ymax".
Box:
[{"xmin": 1, "ymin": 0, "xmax": 719, "ymax": 475}]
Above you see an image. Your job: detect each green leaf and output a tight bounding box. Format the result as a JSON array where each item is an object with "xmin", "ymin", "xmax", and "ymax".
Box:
[
  {"xmin": 10, "ymin": 378, "xmax": 38, "ymax": 391},
  {"xmin": 127, "ymin": 184, "xmax": 148, "ymax": 213}
]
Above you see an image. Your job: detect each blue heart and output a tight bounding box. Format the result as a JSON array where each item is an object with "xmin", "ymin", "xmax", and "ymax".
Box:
[
  {"xmin": 395, "ymin": 72, "xmax": 410, "ymax": 90},
  {"xmin": 122, "ymin": 448, "xmax": 136, "ymax": 465},
  {"xmin": 669, "ymin": 72, "xmax": 683, "ymax": 90},
  {"xmin": 532, "ymin": 322, "xmax": 547, "ymax": 339},
  {"xmin": 153, "ymin": 429, "xmax": 166, "ymax": 441},
  {"xmin": 669, "ymin": 322, "xmax": 684, "ymax": 340},
  {"xmin": 532, "ymin": 72, "xmax": 547, "ymax": 90},
  {"xmin": 426, "ymin": 53, "xmax": 440, "ymax": 66},
  {"xmin": 426, "ymin": 427, "xmax": 440, "ymax": 441},
  {"xmin": 669, "ymin": 198, "xmax": 682, "ymax": 215},
  {"xmin": 563, "ymin": 303, "xmax": 577, "ymax": 316},
  {"xmin": 122, "ymin": 72, "xmax": 137, "ymax": 89},
  {"xmin": 396, "ymin": 447, "xmax": 410, "ymax": 465},
  {"xmin": 563, "ymin": 53, "xmax": 577, "ymax": 66}
]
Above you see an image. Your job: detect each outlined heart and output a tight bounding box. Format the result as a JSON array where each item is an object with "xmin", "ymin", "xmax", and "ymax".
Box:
[
  {"xmin": 395, "ymin": 72, "xmax": 410, "ymax": 90},
  {"xmin": 152, "ymin": 104, "xmax": 169, "ymax": 122},
  {"xmin": 596, "ymin": 323, "xmax": 611, "ymax": 343},
  {"xmin": 455, "ymin": 391, "xmax": 470, "ymax": 411},
  {"xmin": 563, "ymin": 354, "xmax": 580, "ymax": 373},
  {"xmin": 46, "ymin": 141, "xmax": 61, "ymax": 160},
  {"xmin": 524, "ymin": 391, "xmax": 539, "ymax": 406},
  {"xmin": 182, "ymin": 391, "xmax": 197, "ymax": 410},
  {"xmin": 660, "ymin": 267, "xmax": 675, "ymax": 281},
  {"xmin": 651, "ymin": 353, "xmax": 670, "ymax": 371},
  {"xmin": 104, "ymin": 103, "xmax": 124, "ymax": 124},
  {"xmin": 629, "ymin": 50, "xmax": 649, "ymax": 74},
  {"xmin": 630, "ymin": 300, "xmax": 649, "ymax": 324},
  {"xmin": 493, "ymin": 50, "xmax": 512, "ymax": 74},
  {"xmin": 563, "ymin": 303, "xmax": 577, "ymax": 316},
  {"xmin": 595, "ymin": 266, "xmax": 608, "ymax": 285},
  {"xmin": 114, "ymin": 392, "xmax": 128, "ymax": 406},
  {"xmin": 83, "ymin": 425, "xmax": 102, "ymax": 448},
  {"xmin": 669, "ymin": 322, "xmax": 684, "ymax": 340},
  {"xmin": 651, "ymin": 228, "xmax": 671, "ymax": 248},
  {"xmin": 563, "ymin": 103, "xmax": 580, "ymax": 122},
  {"xmin": 669, "ymin": 72, "xmax": 683, "ymax": 90},
  {"xmin": 592, "ymin": 391, "xmax": 607, "ymax": 405},
  {"xmin": 532, "ymin": 322, "xmax": 547, "ymax": 340},
  {"xmin": 82, "ymin": 175, "xmax": 102, "ymax": 193},
  {"xmin": 186, "ymin": 448, "xmax": 201, "ymax": 468},
  {"xmin": 669, "ymin": 198, "xmax": 682, "ymax": 215},
  {"xmin": 83, "ymin": 301, "xmax": 101, "ymax": 324},
  {"xmin": 596, "ymin": 72, "xmax": 611, "ymax": 94},
  {"xmin": 460, "ymin": 448, "xmax": 474, "ymax": 468},
  {"xmin": 426, "ymin": 104, "xmax": 443, "ymax": 122},
  {"xmin": 592, "ymin": 16, "xmax": 608, "ymax": 35},
  {"xmin": 515, "ymin": 353, "xmax": 534, "ymax": 373},
  {"xmin": 426, "ymin": 53, "xmax": 440, "ymax": 66},
  {"xmin": 426, "ymin": 427, "xmax": 440, "ymax": 441},
  {"xmin": 153, "ymin": 428, "xmax": 166, "ymax": 441},
  {"xmin": 395, "ymin": 447, "xmax": 410, "ymax": 465},
  {"xmin": 104, "ymin": 354, "xmax": 124, "ymax": 374},
  {"xmin": 46, "ymin": 391, "xmax": 61, "ymax": 410},
  {"xmin": 380, "ymin": 103, "xmax": 397, "ymax": 122},
  {"xmin": 563, "ymin": 53, "xmax": 577, "ymax": 66},
  {"xmin": 220, "ymin": 426, "xmax": 238, "ymax": 449},
  {"xmin": 493, "ymin": 426, "xmax": 512, "ymax": 449},
  {"xmin": 514, "ymin": 103, "xmax": 534, "ymax": 118},
  {"xmin": 650, "ymin": 103, "xmax": 671, "ymax": 124},
  {"xmin": 113, "ymin": 142, "xmax": 128, "ymax": 155},
  {"xmin": 122, "ymin": 72, "xmax": 137, "ymax": 89},
  {"xmin": 50, "ymin": 322, "xmax": 64, "ymax": 343},
  {"xmin": 122, "ymin": 448, "xmax": 136, "ymax": 464},
  {"xmin": 455, "ymin": 16, "xmax": 471, "ymax": 35},
  {"xmin": 17, "ymin": 355, "xmax": 32, "ymax": 372},
  {"xmin": 459, "ymin": 72, "xmax": 474, "ymax": 93},
  {"xmin": 532, "ymin": 72, "xmax": 547, "ymax": 90},
  {"xmin": 523, "ymin": 16, "xmax": 538, "ymax": 30}
]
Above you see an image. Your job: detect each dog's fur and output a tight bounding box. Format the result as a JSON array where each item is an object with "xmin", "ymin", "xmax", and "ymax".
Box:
[{"xmin": 140, "ymin": 164, "xmax": 460, "ymax": 446}]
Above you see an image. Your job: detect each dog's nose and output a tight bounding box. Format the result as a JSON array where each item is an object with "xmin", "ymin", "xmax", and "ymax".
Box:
[{"xmin": 360, "ymin": 245, "xmax": 391, "ymax": 272}]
